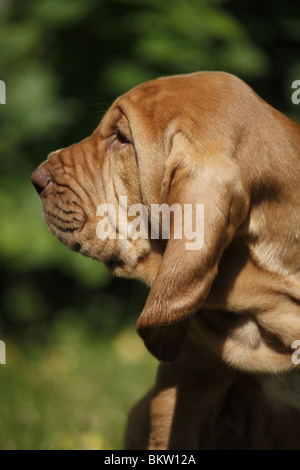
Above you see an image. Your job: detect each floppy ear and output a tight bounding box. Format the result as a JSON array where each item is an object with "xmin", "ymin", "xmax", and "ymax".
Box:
[{"xmin": 137, "ymin": 132, "xmax": 249, "ymax": 362}]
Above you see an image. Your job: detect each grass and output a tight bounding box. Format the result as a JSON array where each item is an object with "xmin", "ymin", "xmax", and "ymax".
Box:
[{"xmin": 0, "ymin": 317, "xmax": 157, "ymax": 450}]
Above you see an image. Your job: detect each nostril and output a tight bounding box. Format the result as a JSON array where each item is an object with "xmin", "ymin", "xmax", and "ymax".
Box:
[{"xmin": 31, "ymin": 166, "xmax": 52, "ymax": 195}]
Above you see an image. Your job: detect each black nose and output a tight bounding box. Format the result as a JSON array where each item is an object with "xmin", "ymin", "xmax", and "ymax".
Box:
[{"xmin": 31, "ymin": 165, "xmax": 52, "ymax": 195}]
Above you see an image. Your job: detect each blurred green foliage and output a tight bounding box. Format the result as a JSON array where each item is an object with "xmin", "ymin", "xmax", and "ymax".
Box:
[
  {"xmin": 0, "ymin": 318, "xmax": 156, "ymax": 449},
  {"xmin": 0, "ymin": 0, "xmax": 299, "ymax": 449}
]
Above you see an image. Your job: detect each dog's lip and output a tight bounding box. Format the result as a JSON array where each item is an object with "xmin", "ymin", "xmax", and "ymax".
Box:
[
  {"xmin": 71, "ymin": 242, "xmax": 82, "ymax": 252},
  {"xmin": 43, "ymin": 207, "xmax": 87, "ymax": 236},
  {"xmin": 106, "ymin": 256, "xmax": 124, "ymax": 271}
]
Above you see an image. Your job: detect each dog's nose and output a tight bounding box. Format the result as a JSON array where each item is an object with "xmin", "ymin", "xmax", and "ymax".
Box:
[{"xmin": 31, "ymin": 165, "xmax": 52, "ymax": 195}]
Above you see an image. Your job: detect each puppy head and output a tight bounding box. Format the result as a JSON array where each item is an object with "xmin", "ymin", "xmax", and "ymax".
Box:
[{"xmin": 32, "ymin": 72, "xmax": 251, "ymax": 361}]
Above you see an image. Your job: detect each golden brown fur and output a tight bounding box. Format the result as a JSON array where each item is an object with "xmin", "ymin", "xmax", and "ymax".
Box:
[{"xmin": 32, "ymin": 72, "xmax": 300, "ymax": 449}]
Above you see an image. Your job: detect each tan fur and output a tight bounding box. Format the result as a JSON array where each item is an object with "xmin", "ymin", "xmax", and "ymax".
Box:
[{"xmin": 32, "ymin": 72, "xmax": 300, "ymax": 449}]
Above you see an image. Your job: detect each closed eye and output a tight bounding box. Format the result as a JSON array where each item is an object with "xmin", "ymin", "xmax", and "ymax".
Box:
[{"xmin": 114, "ymin": 127, "xmax": 131, "ymax": 145}]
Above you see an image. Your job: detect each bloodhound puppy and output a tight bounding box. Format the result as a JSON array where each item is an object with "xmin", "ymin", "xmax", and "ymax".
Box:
[{"xmin": 32, "ymin": 72, "xmax": 300, "ymax": 449}]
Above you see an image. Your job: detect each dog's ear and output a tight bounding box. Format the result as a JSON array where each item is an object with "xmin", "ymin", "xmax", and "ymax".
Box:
[{"xmin": 137, "ymin": 132, "xmax": 249, "ymax": 362}]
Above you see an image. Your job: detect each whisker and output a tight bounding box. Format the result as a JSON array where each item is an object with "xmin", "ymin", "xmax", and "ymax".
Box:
[
  {"xmin": 83, "ymin": 110, "xmax": 108, "ymax": 117},
  {"xmin": 86, "ymin": 102, "xmax": 110, "ymax": 107}
]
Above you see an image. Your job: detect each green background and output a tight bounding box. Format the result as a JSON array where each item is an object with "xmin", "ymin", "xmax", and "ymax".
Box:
[{"xmin": 0, "ymin": 0, "xmax": 299, "ymax": 449}]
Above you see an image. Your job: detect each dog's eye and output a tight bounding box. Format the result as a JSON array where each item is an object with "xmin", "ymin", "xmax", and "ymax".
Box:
[{"xmin": 114, "ymin": 127, "xmax": 131, "ymax": 145}]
